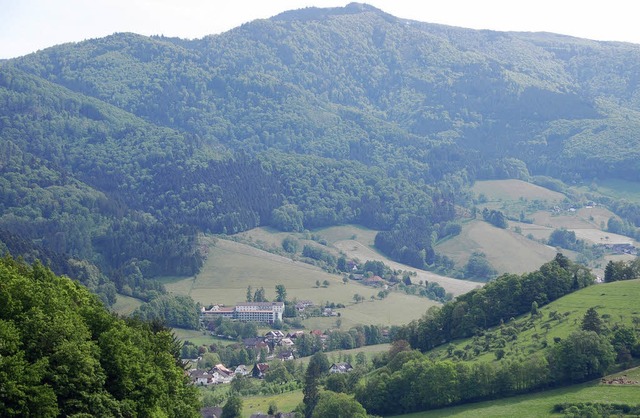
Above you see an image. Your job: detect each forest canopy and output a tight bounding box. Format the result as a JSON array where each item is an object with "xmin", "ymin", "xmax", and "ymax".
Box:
[{"xmin": 0, "ymin": 256, "xmax": 201, "ymax": 417}]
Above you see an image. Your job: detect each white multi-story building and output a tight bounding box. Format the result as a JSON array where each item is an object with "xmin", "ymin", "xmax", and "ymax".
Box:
[
  {"xmin": 235, "ymin": 302, "xmax": 284, "ymax": 323},
  {"xmin": 201, "ymin": 301, "xmax": 284, "ymax": 324}
]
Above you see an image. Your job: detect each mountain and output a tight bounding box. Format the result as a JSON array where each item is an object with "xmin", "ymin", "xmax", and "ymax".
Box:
[{"xmin": 2, "ymin": 3, "xmax": 640, "ymax": 298}]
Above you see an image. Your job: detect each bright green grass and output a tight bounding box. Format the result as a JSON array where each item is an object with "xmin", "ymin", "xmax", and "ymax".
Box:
[
  {"xmin": 171, "ymin": 327, "xmax": 236, "ymax": 347},
  {"xmin": 164, "ymin": 236, "xmax": 438, "ymax": 327},
  {"xmin": 431, "ymin": 279, "xmax": 640, "ymax": 363},
  {"xmin": 436, "ymin": 220, "xmax": 558, "ymax": 275},
  {"xmin": 391, "ymin": 377, "xmax": 640, "ymax": 417},
  {"xmin": 241, "ymin": 390, "xmax": 303, "ymax": 418},
  {"xmin": 300, "ymin": 292, "xmax": 439, "ymax": 329},
  {"xmin": 313, "ymin": 224, "xmax": 378, "ymax": 246},
  {"xmin": 110, "ymin": 293, "xmax": 143, "ymax": 315}
]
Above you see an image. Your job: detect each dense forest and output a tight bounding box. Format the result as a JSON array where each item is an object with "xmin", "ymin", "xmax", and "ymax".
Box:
[
  {"xmin": 2, "ymin": 3, "xmax": 640, "ymax": 299},
  {"xmin": 0, "ymin": 256, "xmax": 200, "ymax": 417}
]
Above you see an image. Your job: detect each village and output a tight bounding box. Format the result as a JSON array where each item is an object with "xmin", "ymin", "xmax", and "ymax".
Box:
[{"xmin": 187, "ymin": 328, "xmax": 353, "ymax": 386}]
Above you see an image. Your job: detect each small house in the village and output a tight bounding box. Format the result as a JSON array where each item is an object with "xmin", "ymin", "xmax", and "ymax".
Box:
[
  {"xmin": 190, "ymin": 369, "xmax": 215, "ymax": 386},
  {"xmin": 277, "ymin": 351, "xmax": 295, "ymax": 361},
  {"xmin": 329, "ymin": 362, "xmax": 353, "ymax": 373},
  {"xmin": 234, "ymin": 364, "xmax": 250, "ymax": 376},
  {"xmin": 252, "ymin": 362, "xmax": 270, "ymax": 379}
]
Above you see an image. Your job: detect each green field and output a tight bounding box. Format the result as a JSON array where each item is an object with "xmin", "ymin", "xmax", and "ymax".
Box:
[
  {"xmin": 430, "ymin": 279, "xmax": 640, "ymax": 363},
  {"xmin": 392, "ymin": 374, "xmax": 640, "ymax": 418},
  {"xmin": 241, "ymin": 390, "xmax": 303, "ymax": 418},
  {"xmin": 472, "ymin": 179, "xmax": 567, "ymax": 203},
  {"xmin": 580, "ymin": 178, "xmax": 640, "ymax": 203},
  {"xmin": 163, "ymin": 235, "xmax": 441, "ymax": 327},
  {"xmin": 111, "ymin": 293, "xmax": 143, "ymax": 315},
  {"xmin": 436, "ymin": 220, "xmax": 559, "ymax": 275}
]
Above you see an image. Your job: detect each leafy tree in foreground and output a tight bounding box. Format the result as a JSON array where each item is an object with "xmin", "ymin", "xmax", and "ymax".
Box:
[
  {"xmin": 311, "ymin": 391, "xmax": 367, "ymax": 418},
  {"xmin": 0, "ymin": 256, "xmax": 200, "ymax": 417},
  {"xmin": 221, "ymin": 394, "xmax": 243, "ymax": 418},
  {"xmin": 549, "ymin": 330, "xmax": 615, "ymax": 383}
]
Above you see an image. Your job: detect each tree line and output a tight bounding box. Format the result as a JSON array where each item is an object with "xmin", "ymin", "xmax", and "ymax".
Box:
[{"xmin": 395, "ymin": 254, "xmax": 595, "ymax": 352}]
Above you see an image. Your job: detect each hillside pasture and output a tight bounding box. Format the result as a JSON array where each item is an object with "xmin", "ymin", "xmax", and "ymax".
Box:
[
  {"xmin": 393, "ymin": 378, "xmax": 640, "ymax": 418},
  {"xmin": 430, "ymin": 279, "xmax": 640, "ymax": 364},
  {"xmin": 314, "ymin": 224, "xmax": 378, "ymax": 246},
  {"xmin": 573, "ymin": 228, "xmax": 637, "ymax": 246},
  {"xmin": 164, "ymin": 236, "xmax": 436, "ymax": 327},
  {"xmin": 436, "ymin": 220, "xmax": 559, "ymax": 275},
  {"xmin": 531, "ymin": 210, "xmax": 599, "ymax": 230},
  {"xmin": 401, "ymin": 282, "xmax": 640, "ymax": 417},
  {"xmin": 111, "ymin": 293, "xmax": 143, "ymax": 315},
  {"xmin": 582, "ymin": 178, "xmax": 640, "ymax": 203},
  {"xmin": 165, "ymin": 238, "xmax": 367, "ymax": 306},
  {"xmin": 472, "ymin": 179, "xmax": 566, "ymax": 203},
  {"xmin": 302, "ymin": 292, "xmax": 440, "ymax": 329},
  {"xmin": 333, "ymin": 239, "xmax": 479, "ymax": 296}
]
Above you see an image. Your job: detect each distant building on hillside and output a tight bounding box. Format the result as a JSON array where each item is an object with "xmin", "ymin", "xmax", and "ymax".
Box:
[{"xmin": 201, "ymin": 302, "xmax": 284, "ymax": 324}]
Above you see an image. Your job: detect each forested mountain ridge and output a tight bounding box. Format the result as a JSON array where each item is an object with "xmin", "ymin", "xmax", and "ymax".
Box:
[{"xmin": 2, "ymin": 3, "xmax": 640, "ymax": 299}]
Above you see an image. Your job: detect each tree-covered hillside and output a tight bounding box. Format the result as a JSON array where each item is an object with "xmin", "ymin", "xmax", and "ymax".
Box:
[
  {"xmin": 2, "ymin": 3, "xmax": 640, "ymax": 292},
  {"xmin": 0, "ymin": 256, "xmax": 200, "ymax": 417}
]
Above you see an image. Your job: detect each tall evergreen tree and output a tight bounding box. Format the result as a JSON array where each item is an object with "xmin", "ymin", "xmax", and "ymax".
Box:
[{"xmin": 581, "ymin": 307, "xmax": 603, "ymax": 334}]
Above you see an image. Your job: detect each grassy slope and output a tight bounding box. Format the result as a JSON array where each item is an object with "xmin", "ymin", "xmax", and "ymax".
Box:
[
  {"xmin": 392, "ymin": 280, "xmax": 640, "ymax": 417},
  {"xmin": 164, "ymin": 236, "xmax": 441, "ymax": 327},
  {"xmin": 436, "ymin": 220, "xmax": 559, "ymax": 275},
  {"xmin": 468, "ymin": 179, "xmax": 639, "ymax": 275},
  {"xmin": 111, "ymin": 293, "xmax": 143, "ymax": 315},
  {"xmin": 472, "ymin": 179, "xmax": 567, "ymax": 203},
  {"xmin": 430, "ymin": 279, "xmax": 640, "ymax": 363},
  {"xmin": 332, "ymin": 238, "xmax": 479, "ymax": 296},
  {"xmin": 392, "ymin": 374, "xmax": 640, "ymax": 418}
]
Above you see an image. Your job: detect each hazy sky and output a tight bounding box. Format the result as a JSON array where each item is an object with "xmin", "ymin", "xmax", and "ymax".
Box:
[{"xmin": 2, "ymin": 0, "xmax": 639, "ymax": 59}]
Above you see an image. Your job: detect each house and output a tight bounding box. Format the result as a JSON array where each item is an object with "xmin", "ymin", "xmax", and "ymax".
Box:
[
  {"xmin": 243, "ymin": 337, "xmax": 270, "ymax": 353},
  {"xmin": 211, "ymin": 364, "xmax": 234, "ymax": 383},
  {"xmin": 212, "ymin": 364, "xmax": 234, "ymax": 375},
  {"xmin": 189, "ymin": 369, "xmax": 215, "ymax": 386},
  {"xmin": 265, "ymin": 330, "xmax": 285, "ymax": 339},
  {"xmin": 279, "ymin": 337, "xmax": 295, "ymax": 347},
  {"xmin": 329, "ymin": 362, "xmax": 353, "ymax": 373},
  {"xmin": 362, "ymin": 275, "xmax": 385, "ymax": 287},
  {"xmin": 287, "ymin": 330, "xmax": 305, "ymax": 339},
  {"xmin": 295, "ymin": 300, "xmax": 315, "ymax": 311},
  {"xmin": 252, "ymin": 363, "xmax": 269, "ymax": 378},
  {"xmin": 277, "ymin": 351, "xmax": 295, "ymax": 361},
  {"xmin": 211, "ymin": 369, "xmax": 233, "ymax": 384},
  {"xmin": 234, "ymin": 364, "xmax": 250, "ymax": 376}
]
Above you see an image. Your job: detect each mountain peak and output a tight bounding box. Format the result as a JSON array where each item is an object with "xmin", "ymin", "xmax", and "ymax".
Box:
[{"xmin": 272, "ymin": 2, "xmax": 387, "ymax": 22}]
